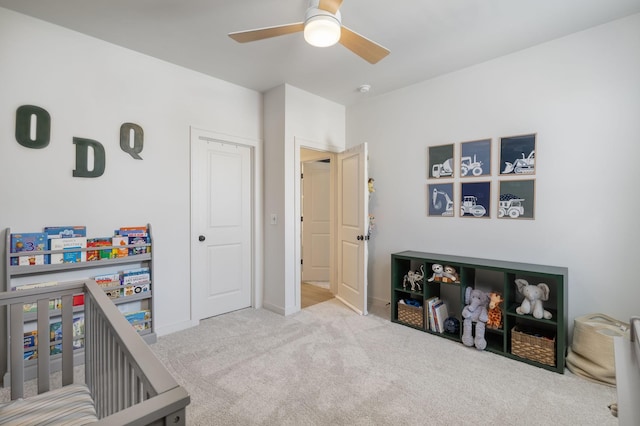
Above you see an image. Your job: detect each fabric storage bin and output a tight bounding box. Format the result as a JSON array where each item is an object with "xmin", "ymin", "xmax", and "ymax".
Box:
[{"xmin": 511, "ymin": 326, "xmax": 555, "ymax": 366}]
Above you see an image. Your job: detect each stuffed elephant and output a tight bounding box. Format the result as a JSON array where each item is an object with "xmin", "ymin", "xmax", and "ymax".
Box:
[
  {"xmin": 461, "ymin": 287, "xmax": 489, "ymax": 350},
  {"xmin": 515, "ymin": 279, "xmax": 552, "ymax": 319}
]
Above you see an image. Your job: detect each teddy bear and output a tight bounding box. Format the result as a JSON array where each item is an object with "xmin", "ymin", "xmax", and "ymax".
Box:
[
  {"xmin": 461, "ymin": 287, "xmax": 489, "ymax": 350},
  {"xmin": 515, "ymin": 278, "xmax": 552, "ymax": 319}
]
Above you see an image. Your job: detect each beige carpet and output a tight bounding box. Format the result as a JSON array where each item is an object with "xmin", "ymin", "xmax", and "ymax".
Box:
[{"xmin": 150, "ymin": 300, "xmax": 618, "ymax": 425}]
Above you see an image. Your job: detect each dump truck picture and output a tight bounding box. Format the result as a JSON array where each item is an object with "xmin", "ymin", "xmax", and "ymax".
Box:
[{"xmin": 499, "ymin": 194, "xmax": 525, "ymax": 218}]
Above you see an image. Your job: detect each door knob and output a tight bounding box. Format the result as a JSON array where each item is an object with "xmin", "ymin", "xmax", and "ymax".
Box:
[
  {"xmin": 357, "ymin": 235, "xmax": 363, "ymax": 241},
  {"xmin": 198, "ymin": 235, "xmax": 206, "ymax": 242}
]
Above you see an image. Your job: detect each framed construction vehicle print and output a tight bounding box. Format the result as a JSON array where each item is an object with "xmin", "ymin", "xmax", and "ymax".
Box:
[
  {"xmin": 498, "ymin": 179, "xmax": 535, "ymax": 219},
  {"xmin": 499, "ymin": 133, "xmax": 536, "ymax": 176},
  {"xmin": 460, "ymin": 138, "xmax": 491, "ymax": 178},
  {"xmin": 460, "ymin": 181, "xmax": 491, "ymax": 218},
  {"xmin": 428, "ymin": 143, "xmax": 455, "ymax": 179},
  {"xmin": 427, "ymin": 183, "xmax": 455, "ymax": 217}
]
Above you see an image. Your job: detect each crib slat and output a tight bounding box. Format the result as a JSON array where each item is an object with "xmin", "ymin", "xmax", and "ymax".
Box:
[
  {"xmin": 37, "ymin": 298, "xmax": 50, "ymax": 394},
  {"xmin": 9, "ymin": 303, "xmax": 25, "ymax": 400},
  {"xmin": 61, "ymin": 294, "xmax": 74, "ymax": 386}
]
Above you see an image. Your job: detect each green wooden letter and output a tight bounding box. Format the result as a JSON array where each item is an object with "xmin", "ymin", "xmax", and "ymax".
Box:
[
  {"xmin": 73, "ymin": 137, "xmax": 106, "ymax": 178},
  {"xmin": 120, "ymin": 122, "xmax": 144, "ymax": 159},
  {"xmin": 15, "ymin": 105, "xmax": 51, "ymax": 149}
]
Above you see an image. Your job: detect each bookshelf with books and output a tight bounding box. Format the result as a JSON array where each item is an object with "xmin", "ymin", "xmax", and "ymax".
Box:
[
  {"xmin": 2, "ymin": 224, "xmax": 155, "ymax": 383},
  {"xmin": 391, "ymin": 251, "xmax": 567, "ymax": 374}
]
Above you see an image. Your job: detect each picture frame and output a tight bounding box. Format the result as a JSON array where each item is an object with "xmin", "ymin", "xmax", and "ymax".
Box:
[
  {"xmin": 460, "ymin": 138, "xmax": 491, "ymax": 178},
  {"xmin": 427, "ymin": 144, "xmax": 455, "ymax": 179},
  {"xmin": 499, "ymin": 133, "xmax": 536, "ymax": 176},
  {"xmin": 427, "ymin": 183, "xmax": 455, "ymax": 217},
  {"xmin": 498, "ymin": 179, "xmax": 535, "ymax": 219},
  {"xmin": 460, "ymin": 181, "xmax": 491, "ymax": 218}
]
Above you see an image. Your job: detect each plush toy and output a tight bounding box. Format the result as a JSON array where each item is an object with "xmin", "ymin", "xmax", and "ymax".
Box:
[
  {"xmin": 443, "ymin": 265, "xmax": 459, "ymax": 282},
  {"xmin": 515, "ymin": 278, "xmax": 552, "ymax": 319},
  {"xmin": 427, "ymin": 264, "xmax": 444, "ymax": 282},
  {"xmin": 461, "ymin": 287, "xmax": 489, "ymax": 350},
  {"xmin": 487, "ymin": 292, "xmax": 503, "ymax": 329}
]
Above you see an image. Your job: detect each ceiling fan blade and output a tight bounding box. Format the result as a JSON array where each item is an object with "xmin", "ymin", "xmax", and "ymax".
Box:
[
  {"xmin": 228, "ymin": 22, "xmax": 304, "ymax": 43},
  {"xmin": 339, "ymin": 26, "xmax": 390, "ymax": 64},
  {"xmin": 318, "ymin": 0, "xmax": 344, "ymax": 14}
]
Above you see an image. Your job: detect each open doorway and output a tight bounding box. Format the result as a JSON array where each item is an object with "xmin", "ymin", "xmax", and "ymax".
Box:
[{"xmin": 301, "ymin": 148, "xmax": 334, "ymax": 308}]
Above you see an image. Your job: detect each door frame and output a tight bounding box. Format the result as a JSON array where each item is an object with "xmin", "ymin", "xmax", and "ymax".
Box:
[
  {"xmin": 190, "ymin": 126, "xmax": 263, "ymax": 325},
  {"xmin": 294, "ymin": 137, "xmax": 342, "ymax": 310}
]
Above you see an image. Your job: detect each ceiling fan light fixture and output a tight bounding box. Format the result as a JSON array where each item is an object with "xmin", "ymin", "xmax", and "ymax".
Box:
[{"xmin": 304, "ymin": 14, "xmax": 341, "ymax": 47}]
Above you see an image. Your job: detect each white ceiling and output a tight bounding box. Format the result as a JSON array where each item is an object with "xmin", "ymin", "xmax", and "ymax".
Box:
[{"xmin": 2, "ymin": 0, "xmax": 640, "ymax": 105}]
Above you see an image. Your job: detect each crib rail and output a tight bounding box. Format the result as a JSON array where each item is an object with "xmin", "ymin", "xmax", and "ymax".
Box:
[
  {"xmin": 0, "ymin": 279, "xmax": 189, "ymax": 425},
  {"xmin": 614, "ymin": 316, "xmax": 640, "ymax": 425}
]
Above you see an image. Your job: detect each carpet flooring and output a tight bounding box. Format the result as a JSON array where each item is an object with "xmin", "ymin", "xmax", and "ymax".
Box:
[{"xmin": 150, "ymin": 300, "xmax": 618, "ymax": 426}]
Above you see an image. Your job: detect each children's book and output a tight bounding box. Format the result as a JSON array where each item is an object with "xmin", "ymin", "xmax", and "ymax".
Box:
[
  {"xmin": 124, "ymin": 310, "xmax": 151, "ymax": 331},
  {"xmin": 94, "ymin": 273, "xmax": 121, "ymax": 287},
  {"xmin": 122, "ymin": 267, "xmax": 150, "ymax": 285},
  {"xmin": 117, "ymin": 226, "xmax": 148, "ymax": 237},
  {"xmin": 112, "ymin": 236, "xmax": 129, "ymax": 258},
  {"xmin": 15, "ymin": 281, "xmax": 59, "ymax": 291},
  {"xmin": 24, "ymin": 330, "xmax": 37, "ymax": 349},
  {"xmin": 128, "ymin": 235, "xmax": 150, "ymax": 255},
  {"xmin": 10, "ymin": 232, "xmax": 47, "ymax": 266},
  {"xmin": 49, "ymin": 237, "xmax": 87, "ymax": 263},
  {"xmin": 426, "ymin": 296, "xmax": 440, "ymax": 332},
  {"xmin": 433, "ymin": 302, "xmax": 449, "ymax": 333},
  {"xmin": 44, "ymin": 226, "xmax": 86, "ymax": 239},
  {"xmin": 50, "ymin": 321, "xmax": 63, "ymax": 355},
  {"xmin": 73, "ymin": 316, "xmax": 85, "ymax": 349}
]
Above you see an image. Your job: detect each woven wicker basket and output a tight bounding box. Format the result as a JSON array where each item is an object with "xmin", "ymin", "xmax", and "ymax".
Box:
[
  {"xmin": 511, "ymin": 326, "xmax": 556, "ymax": 366},
  {"xmin": 398, "ymin": 303, "xmax": 423, "ymax": 328}
]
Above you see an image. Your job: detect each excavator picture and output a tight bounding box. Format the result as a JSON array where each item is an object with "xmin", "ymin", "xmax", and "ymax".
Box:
[{"xmin": 432, "ymin": 188, "xmax": 454, "ymax": 216}]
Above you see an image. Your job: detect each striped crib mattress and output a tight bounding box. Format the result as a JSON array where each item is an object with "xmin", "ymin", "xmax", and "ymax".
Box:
[{"xmin": 0, "ymin": 383, "xmax": 97, "ymax": 425}]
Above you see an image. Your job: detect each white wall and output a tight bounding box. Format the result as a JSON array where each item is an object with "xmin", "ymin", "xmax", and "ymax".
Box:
[
  {"xmin": 263, "ymin": 84, "xmax": 345, "ymax": 314},
  {"xmin": 347, "ymin": 14, "xmax": 640, "ymax": 325},
  {"xmin": 0, "ymin": 8, "xmax": 262, "ymax": 335}
]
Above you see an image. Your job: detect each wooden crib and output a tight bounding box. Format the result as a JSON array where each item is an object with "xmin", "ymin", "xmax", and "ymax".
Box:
[
  {"xmin": 0, "ymin": 279, "xmax": 190, "ymax": 425},
  {"xmin": 614, "ymin": 316, "xmax": 640, "ymax": 425}
]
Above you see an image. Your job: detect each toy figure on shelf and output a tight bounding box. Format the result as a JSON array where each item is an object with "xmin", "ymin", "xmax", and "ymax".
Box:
[
  {"xmin": 515, "ymin": 278, "xmax": 552, "ymax": 319},
  {"xmin": 427, "ymin": 264, "xmax": 444, "ymax": 282},
  {"xmin": 442, "ymin": 265, "xmax": 459, "ymax": 283},
  {"xmin": 487, "ymin": 292, "xmax": 504, "ymax": 329},
  {"xmin": 403, "ymin": 265, "xmax": 425, "ymax": 292},
  {"xmin": 461, "ymin": 287, "xmax": 489, "ymax": 350}
]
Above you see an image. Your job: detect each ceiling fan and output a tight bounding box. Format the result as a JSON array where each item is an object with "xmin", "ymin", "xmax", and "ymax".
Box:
[{"xmin": 228, "ymin": 0, "xmax": 390, "ymax": 64}]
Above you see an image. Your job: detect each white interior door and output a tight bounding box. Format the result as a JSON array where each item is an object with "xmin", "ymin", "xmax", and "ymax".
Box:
[
  {"xmin": 191, "ymin": 138, "xmax": 252, "ymax": 320},
  {"xmin": 336, "ymin": 143, "xmax": 368, "ymax": 315},
  {"xmin": 302, "ymin": 161, "xmax": 331, "ymax": 282}
]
